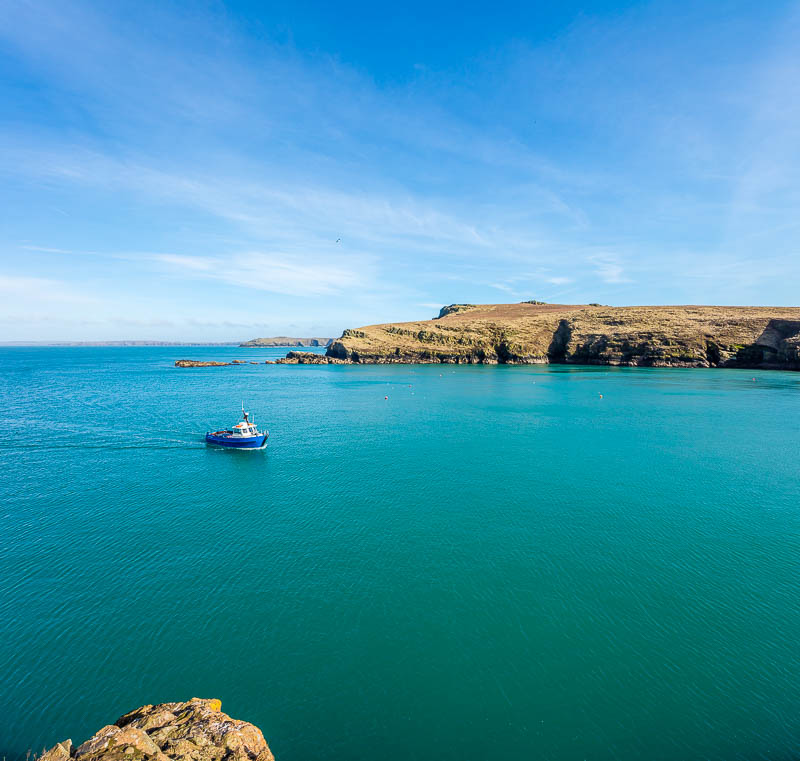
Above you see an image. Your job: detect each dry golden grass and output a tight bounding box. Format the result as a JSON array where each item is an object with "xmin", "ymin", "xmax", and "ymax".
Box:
[{"xmin": 327, "ymin": 303, "xmax": 800, "ymax": 367}]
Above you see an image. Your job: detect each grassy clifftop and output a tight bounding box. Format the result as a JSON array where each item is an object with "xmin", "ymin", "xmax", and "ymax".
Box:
[{"xmin": 326, "ymin": 303, "xmax": 800, "ymax": 368}]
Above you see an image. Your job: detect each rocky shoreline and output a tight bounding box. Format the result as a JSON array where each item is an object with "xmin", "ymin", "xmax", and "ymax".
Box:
[
  {"xmin": 38, "ymin": 698, "xmax": 274, "ymax": 761},
  {"xmin": 174, "ymin": 360, "xmax": 235, "ymax": 367},
  {"xmin": 175, "ymin": 353, "xmax": 349, "ymax": 367},
  {"xmin": 174, "ymin": 304, "xmax": 800, "ymax": 370},
  {"xmin": 275, "ymin": 351, "xmax": 351, "ymax": 364}
]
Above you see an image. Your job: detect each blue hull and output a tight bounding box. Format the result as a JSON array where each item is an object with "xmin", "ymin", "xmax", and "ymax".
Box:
[{"xmin": 205, "ymin": 433, "xmax": 268, "ymax": 449}]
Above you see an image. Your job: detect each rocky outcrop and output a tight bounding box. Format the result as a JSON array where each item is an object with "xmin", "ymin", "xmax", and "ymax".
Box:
[
  {"xmin": 174, "ymin": 360, "xmax": 231, "ymax": 367},
  {"xmin": 240, "ymin": 337, "xmax": 333, "ymax": 347},
  {"xmin": 436, "ymin": 304, "xmax": 477, "ymax": 319},
  {"xmin": 276, "ymin": 351, "xmax": 351, "ymax": 364},
  {"xmin": 39, "ymin": 698, "xmax": 273, "ymax": 761},
  {"xmin": 175, "ymin": 354, "xmax": 348, "ymax": 367},
  {"xmin": 324, "ymin": 303, "xmax": 800, "ymax": 369}
]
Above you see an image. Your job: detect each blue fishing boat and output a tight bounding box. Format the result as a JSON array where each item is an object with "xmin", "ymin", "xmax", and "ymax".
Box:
[{"xmin": 206, "ymin": 405, "xmax": 269, "ymax": 449}]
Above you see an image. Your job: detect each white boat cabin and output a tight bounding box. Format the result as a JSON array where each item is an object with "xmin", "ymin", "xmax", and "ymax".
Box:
[{"xmin": 232, "ymin": 421, "xmax": 258, "ymax": 437}]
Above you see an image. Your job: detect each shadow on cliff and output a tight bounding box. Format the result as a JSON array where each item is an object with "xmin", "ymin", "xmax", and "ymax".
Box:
[
  {"xmin": 733, "ymin": 319, "xmax": 800, "ymax": 369},
  {"xmin": 546, "ymin": 319, "xmax": 572, "ymax": 363}
]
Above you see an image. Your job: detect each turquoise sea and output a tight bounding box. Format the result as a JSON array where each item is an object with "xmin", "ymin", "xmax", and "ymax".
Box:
[{"xmin": 1, "ymin": 347, "xmax": 799, "ymax": 761}]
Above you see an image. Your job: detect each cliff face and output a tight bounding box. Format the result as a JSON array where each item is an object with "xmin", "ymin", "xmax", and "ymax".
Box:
[
  {"xmin": 39, "ymin": 698, "xmax": 274, "ymax": 761},
  {"xmin": 326, "ymin": 304, "xmax": 800, "ymax": 369}
]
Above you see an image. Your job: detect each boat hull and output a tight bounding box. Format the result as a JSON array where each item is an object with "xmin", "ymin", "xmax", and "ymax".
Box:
[{"xmin": 205, "ymin": 432, "xmax": 269, "ymax": 449}]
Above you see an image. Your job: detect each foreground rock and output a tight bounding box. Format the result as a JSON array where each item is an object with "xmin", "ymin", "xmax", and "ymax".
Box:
[
  {"xmin": 240, "ymin": 336, "xmax": 333, "ymax": 347},
  {"xmin": 276, "ymin": 351, "xmax": 351, "ymax": 364},
  {"xmin": 40, "ymin": 698, "xmax": 274, "ymax": 761},
  {"xmin": 326, "ymin": 303, "xmax": 800, "ymax": 369},
  {"xmin": 174, "ymin": 360, "xmax": 231, "ymax": 367}
]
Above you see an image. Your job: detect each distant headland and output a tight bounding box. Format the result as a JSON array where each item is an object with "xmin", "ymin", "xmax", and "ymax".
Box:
[
  {"xmin": 239, "ymin": 336, "xmax": 333, "ymax": 347},
  {"xmin": 167, "ymin": 303, "xmax": 800, "ymax": 370},
  {"xmin": 321, "ymin": 303, "xmax": 800, "ymax": 369},
  {"xmin": 1, "ymin": 341, "xmax": 240, "ymax": 347}
]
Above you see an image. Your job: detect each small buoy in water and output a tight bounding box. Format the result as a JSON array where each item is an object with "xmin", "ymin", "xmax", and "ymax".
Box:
[
  {"xmin": 384, "ymin": 396, "xmax": 388, "ymax": 400},
  {"xmin": 752, "ymin": 377, "xmax": 756, "ymax": 381},
  {"xmin": 599, "ymin": 394, "xmax": 603, "ymax": 399}
]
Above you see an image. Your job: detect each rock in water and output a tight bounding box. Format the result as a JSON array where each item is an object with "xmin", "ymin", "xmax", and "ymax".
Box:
[
  {"xmin": 276, "ymin": 351, "xmax": 351, "ymax": 364},
  {"xmin": 174, "ymin": 360, "xmax": 231, "ymax": 367},
  {"xmin": 39, "ymin": 698, "xmax": 274, "ymax": 761}
]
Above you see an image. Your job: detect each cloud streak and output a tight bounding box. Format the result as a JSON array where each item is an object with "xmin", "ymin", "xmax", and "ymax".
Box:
[{"xmin": 150, "ymin": 252, "xmax": 365, "ymax": 296}]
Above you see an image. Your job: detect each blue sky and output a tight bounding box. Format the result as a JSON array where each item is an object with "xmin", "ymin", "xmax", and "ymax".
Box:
[{"xmin": 1, "ymin": 0, "xmax": 799, "ymax": 341}]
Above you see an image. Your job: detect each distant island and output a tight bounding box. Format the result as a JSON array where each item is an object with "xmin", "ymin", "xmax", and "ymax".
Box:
[
  {"xmin": 240, "ymin": 336, "xmax": 333, "ymax": 347},
  {"xmin": 320, "ymin": 303, "xmax": 800, "ymax": 369},
  {"xmin": 1, "ymin": 340, "xmax": 240, "ymax": 347}
]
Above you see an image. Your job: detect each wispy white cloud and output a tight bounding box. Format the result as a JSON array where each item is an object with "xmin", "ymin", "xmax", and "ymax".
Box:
[
  {"xmin": 20, "ymin": 245, "xmax": 73, "ymax": 254},
  {"xmin": 0, "ymin": 274, "xmax": 97, "ymax": 305},
  {"xmin": 588, "ymin": 255, "xmax": 632, "ymax": 285},
  {"xmin": 488, "ymin": 282, "xmax": 521, "ymax": 297},
  {"xmin": 150, "ymin": 252, "xmax": 365, "ymax": 296},
  {"xmin": 1, "ymin": 143, "xmax": 526, "ymax": 261}
]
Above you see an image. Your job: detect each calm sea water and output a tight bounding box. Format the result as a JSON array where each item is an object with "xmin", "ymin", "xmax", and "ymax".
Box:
[{"xmin": 1, "ymin": 347, "xmax": 799, "ymax": 761}]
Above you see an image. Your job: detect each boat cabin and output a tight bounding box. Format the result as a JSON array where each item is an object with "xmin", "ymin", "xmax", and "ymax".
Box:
[{"xmin": 232, "ymin": 421, "xmax": 258, "ymax": 437}]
